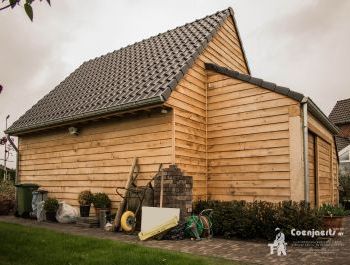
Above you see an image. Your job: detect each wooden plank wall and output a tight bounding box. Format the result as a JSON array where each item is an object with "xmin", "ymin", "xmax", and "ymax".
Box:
[
  {"xmin": 308, "ymin": 114, "xmax": 338, "ymax": 205},
  {"xmin": 165, "ymin": 16, "xmax": 249, "ymax": 200},
  {"xmin": 18, "ymin": 112, "xmax": 172, "ymax": 209},
  {"xmin": 308, "ymin": 133, "xmax": 317, "ymax": 206},
  {"xmin": 206, "ymin": 72, "xmax": 299, "ymax": 202}
]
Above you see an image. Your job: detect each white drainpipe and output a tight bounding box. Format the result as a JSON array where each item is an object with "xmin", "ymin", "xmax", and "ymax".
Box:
[{"xmin": 301, "ymin": 97, "xmax": 309, "ymax": 204}]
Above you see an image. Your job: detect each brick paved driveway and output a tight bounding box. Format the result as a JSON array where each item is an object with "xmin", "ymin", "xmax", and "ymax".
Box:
[{"xmin": 0, "ymin": 215, "xmax": 349, "ymax": 265}]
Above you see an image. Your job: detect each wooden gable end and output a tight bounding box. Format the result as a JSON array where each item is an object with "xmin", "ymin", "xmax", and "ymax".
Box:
[{"xmin": 164, "ymin": 15, "xmax": 250, "ymax": 200}]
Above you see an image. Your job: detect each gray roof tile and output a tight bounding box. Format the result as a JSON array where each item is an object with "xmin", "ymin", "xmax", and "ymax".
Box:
[
  {"xmin": 7, "ymin": 9, "xmax": 236, "ymax": 135},
  {"xmin": 335, "ymin": 136, "xmax": 350, "ymax": 152},
  {"xmin": 329, "ymin": 98, "xmax": 350, "ymax": 125}
]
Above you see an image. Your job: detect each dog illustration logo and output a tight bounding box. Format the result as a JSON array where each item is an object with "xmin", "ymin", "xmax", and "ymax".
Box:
[{"xmin": 268, "ymin": 228, "xmax": 287, "ymax": 256}]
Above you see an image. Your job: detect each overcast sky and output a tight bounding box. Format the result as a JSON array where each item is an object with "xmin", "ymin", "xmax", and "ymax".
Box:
[{"xmin": 1, "ymin": 0, "xmax": 349, "ymax": 168}]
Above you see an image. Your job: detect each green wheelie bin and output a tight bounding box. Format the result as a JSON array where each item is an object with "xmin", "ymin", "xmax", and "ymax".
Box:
[{"xmin": 15, "ymin": 183, "xmax": 39, "ymax": 217}]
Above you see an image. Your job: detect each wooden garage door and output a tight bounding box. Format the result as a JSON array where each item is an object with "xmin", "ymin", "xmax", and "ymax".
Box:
[
  {"xmin": 308, "ymin": 133, "xmax": 317, "ymax": 207},
  {"xmin": 308, "ymin": 132, "xmax": 333, "ymax": 207},
  {"xmin": 317, "ymin": 137, "xmax": 332, "ymax": 204}
]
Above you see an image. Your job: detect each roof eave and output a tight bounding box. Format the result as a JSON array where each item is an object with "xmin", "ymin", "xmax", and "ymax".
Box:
[
  {"xmin": 6, "ymin": 95, "xmax": 165, "ymax": 136},
  {"xmin": 306, "ymin": 98, "xmax": 340, "ymax": 135}
]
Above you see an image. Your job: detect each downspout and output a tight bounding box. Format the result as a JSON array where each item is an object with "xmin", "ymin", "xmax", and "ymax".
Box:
[
  {"xmin": 6, "ymin": 135, "xmax": 19, "ymax": 185},
  {"xmin": 301, "ymin": 97, "xmax": 309, "ymax": 204}
]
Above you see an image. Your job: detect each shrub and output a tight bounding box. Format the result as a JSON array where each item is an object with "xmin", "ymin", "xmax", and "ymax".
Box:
[
  {"xmin": 78, "ymin": 190, "xmax": 93, "ymax": 206},
  {"xmin": 193, "ymin": 200, "xmax": 323, "ymax": 240},
  {"xmin": 0, "ymin": 180, "xmax": 15, "ymax": 201},
  {"xmin": 44, "ymin": 198, "xmax": 59, "ymax": 213},
  {"xmin": 318, "ymin": 203, "xmax": 349, "ymax": 217},
  {"xmin": 339, "ymin": 173, "xmax": 350, "ymax": 203},
  {"xmin": 92, "ymin": 192, "xmax": 111, "ymax": 209}
]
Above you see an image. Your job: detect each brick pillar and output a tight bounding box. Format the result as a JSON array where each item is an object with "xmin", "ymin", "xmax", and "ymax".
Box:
[{"xmin": 154, "ymin": 165, "xmax": 193, "ymax": 221}]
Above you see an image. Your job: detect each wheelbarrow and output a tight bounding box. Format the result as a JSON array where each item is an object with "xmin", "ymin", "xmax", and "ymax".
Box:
[{"xmin": 116, "ymin": 184, "xmax": 153, "ymax": 233}]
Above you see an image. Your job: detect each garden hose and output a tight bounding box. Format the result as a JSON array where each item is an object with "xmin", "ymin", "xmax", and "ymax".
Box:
[{"xmin": 185, "ymin": 215, "xmax": 204, "ymax": 239}]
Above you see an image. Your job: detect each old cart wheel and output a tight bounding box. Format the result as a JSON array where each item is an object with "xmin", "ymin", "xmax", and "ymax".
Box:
[{"xmin": 121, "ymin": 211, "xmax": 136, "ymax": 232}]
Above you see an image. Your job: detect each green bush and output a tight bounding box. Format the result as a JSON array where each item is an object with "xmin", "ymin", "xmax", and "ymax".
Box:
[
  {"xmin": 78, "ymin": 190, "xmax": 93, "ymax": 206},
  {"xmin": 0, "ymin": 180, "xmax": 15, "ymax": 201},
  {"xmin": 44, "ymin": 198, "xmax": 59, "ymax": 213},
  {"xmin": 92, "ymin": 192, "xmax": 111, "ymax": 209},
  {"xmin": 193, "ymin": 200, "xmax": 323, "ymax": 240},
  {"xmin": 318, "ymin": 203, "xmax": 349, "ymax": 217},
  {"xmin": 339, "ymin": 173, "xmax": 350, "ymax": 202}
]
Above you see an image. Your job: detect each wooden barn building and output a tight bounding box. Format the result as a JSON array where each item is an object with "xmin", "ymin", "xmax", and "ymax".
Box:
[{"xmin": 6, "ymin": 8, "xmax": 339, "ymax": 208}]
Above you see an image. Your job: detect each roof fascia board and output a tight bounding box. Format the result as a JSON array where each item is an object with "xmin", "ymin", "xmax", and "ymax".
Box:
[
  {"xmin": 228, "ymin": 7, "xmax": 251, "ymax": 75},
  {"xmin": 6, "ymin": 95, "xmax": 164, "ymax": 135}
]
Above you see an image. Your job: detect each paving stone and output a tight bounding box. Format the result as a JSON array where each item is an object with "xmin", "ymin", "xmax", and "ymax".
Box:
[{"xmin": 1, "ymin": 215, "xmax": 349, "ymax": 265}]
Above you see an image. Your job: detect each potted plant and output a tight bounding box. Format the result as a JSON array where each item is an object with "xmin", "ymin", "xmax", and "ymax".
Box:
[
  {"xmin": 92, "ymin": 192, "xmax": 111, "ymax": 217},
  {"xmin": 44, "ymin": 198, "xmax": 59, "ymax": 222},
  {"xmin": 319, "ymin": 204, "xmax": 349, "ymax": 230},
  {"xmin": 78, "ymin": 190, "xmax": 93, "ymax": 217}
]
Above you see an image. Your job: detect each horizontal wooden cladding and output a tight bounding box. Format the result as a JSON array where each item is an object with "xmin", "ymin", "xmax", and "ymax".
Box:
[
  {"xmin": 175, "ymin": 114, "xmax": 205, "ymax": 131},
  {"xmin": 206, "ymin": 72, "xmax": 296, "ymax": 202},
  {"xmin": 204, "ymin": 17, "xmax": 248, "ymax": 73},
  {"xmin": 208, "ymin": 131, "xmax": 289, "ymax": 145},
  {"xmin": 20, "ymin": 171, "xmax": 165, "ymax": 182},
  {"xmin": 21, "ymin": 156, "xmax": 172, "ymax": 170},
  {"xmin": 21, "ymin": 131, "xmax": 171, "ymax": 156},
  {"xmin": 209, "ymin": 92, "xmax": 288, "ymax": 111},
  {"xmin": 208, "ymin": 105, "xmax": 289, "ymax": 125},
  {"xmin": 209, "ymin": 98, "xmax": 297, "ymax": 118},
  {"xmin": 21, "ymin": 139, "xmax": 172, "ymax": 161},
  {"xmin": 308, "ymin": 114, "xmax": 333, "ymax": 143},
  {"xmin": 208, "ymin": 85, "xmax": 269, "ymax": 103},
  {"xmin": 19, "ymin": 112, "xmax": 173, "ymax": 208},
  {"xmin": 209, "ymin": 155, "xmax": 289, "ymax": 166},
  {"xmin": 209, "ymin": 163, "xmax": 289, "ymax": 173},
  {"xmin": 20, "ymin": 114, "xmax": 172, "ymax": 150},
  {"xmin": 208, "ymin": 187, "xmax": 290, "ymax": 197},
  {"xmin": 208, "ymin": 172, "xmax": 290, "ymax": 181},
  {"xmin": 208, "ymin": 114, "xmax": 289, "ymax": 132},
  {"xmin": 208, "ymin": 122, "xmax": 289, "ymax": 139},
  {"xmin": 174, "ymin": 108, "xmax": 206, "ymax": 124},
  {"xmin": 208, "ymin": 138, "xmax": 289, "ymax": 153},
  {"xmin": 207, "ymin": 195, "xmax": 290, "ymax": 202},
  {"xmin": 208, "ymin": 179, "xmax": 290, "ymax": 188}
]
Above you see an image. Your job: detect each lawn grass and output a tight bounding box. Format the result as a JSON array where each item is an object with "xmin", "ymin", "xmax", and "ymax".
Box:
[{"xmin": 0, "ymin": 222, "xmax": 240, "ymax": 265}]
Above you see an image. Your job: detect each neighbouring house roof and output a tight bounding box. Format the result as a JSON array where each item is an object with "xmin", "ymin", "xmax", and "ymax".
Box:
[
  {"xmin": 329, "ymin": 98, "xmax": 350, "ymax": 125},
  {"xmin": 6, "ymin": 8, "xmax": 249, "ymax": 135},
  {"xmin": 335, "ymin": 136, "xmax": 350, "ymax": 153},
  {"xmin": 205, "ymin": 63, "xmax": 339, "ymax": 135}
]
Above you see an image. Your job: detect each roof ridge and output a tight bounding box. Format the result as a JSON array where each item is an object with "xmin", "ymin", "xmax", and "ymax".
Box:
[
  {"xmin": 336, "ymin": 97, "xmax": 350, "ymax": 103},
  {"xmin": 84, "ymin": 8, "xmax": 231, "ymax": 65}
]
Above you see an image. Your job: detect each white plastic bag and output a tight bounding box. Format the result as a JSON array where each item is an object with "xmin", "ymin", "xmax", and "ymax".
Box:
[
  {"xmin": 36, "ymin": 201, "xmax": 46, "ymax": 222},
  {"xmin": 56, "ymin": 202, "xmax": 78, "ymax": 223}
]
